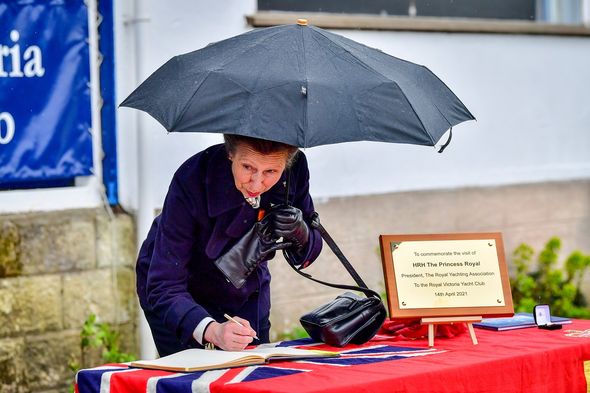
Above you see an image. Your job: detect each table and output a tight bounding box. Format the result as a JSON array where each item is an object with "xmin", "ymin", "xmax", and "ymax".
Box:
[{"xmin": 75, "ymin": 319, "xmax": 590, "ymax": 393}]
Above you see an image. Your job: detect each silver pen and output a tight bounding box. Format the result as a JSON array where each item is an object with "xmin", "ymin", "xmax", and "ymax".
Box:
[{"xmin": 223, "ymin": 313, "xmax": 259, "ymax": 340}]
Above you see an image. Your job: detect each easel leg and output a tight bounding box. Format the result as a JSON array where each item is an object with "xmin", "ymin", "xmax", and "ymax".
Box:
[
  {"xmin": 422, "ymin": 317, "xmax": 481, "ymax": 347},
  {"xmin": 467, "ymin": 323, "xmax": 478, "ymax": 345}
]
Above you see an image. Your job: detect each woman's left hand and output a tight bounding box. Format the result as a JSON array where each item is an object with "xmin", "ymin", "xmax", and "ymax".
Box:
[{"xmin": 269, "ymin": 205, "xmax": 309, "ymax": 251}]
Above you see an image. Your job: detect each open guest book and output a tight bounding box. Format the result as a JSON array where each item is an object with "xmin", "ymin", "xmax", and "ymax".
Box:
[{"xmin": 130, "ymin": 346, "xmax": 339, "ymax": 372}]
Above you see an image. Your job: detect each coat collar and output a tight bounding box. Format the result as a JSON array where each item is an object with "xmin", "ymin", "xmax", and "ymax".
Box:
[{"xmin": 205, "ymin": 145, "xmax": 245, "ymax": 217}]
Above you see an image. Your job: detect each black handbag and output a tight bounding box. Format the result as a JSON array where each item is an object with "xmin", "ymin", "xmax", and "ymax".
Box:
[
  {"xmin": 215, "ymin": 215, "xmax": 291, "ymax": 288},
  {"xmin": 284, "ymin": 212, "xmax": 387, "ymax": 347}
]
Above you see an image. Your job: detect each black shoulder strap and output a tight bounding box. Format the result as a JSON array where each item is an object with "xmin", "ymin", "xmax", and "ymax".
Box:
[
  {"xmin": 283, "ymin": 169, "xmax": 379, "ymax": 299},
  {"xmin": 284, "ymin": 214, "xmax": 380, "ymax": 299},
  {"xmin": 309, "ymin": 213, "xmax": 368, "ymax": 289}
]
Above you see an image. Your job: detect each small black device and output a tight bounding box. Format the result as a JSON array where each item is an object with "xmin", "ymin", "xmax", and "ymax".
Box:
[{"xmin": 533, "ymin": 304, "xmax": 562, "ymax": 330}]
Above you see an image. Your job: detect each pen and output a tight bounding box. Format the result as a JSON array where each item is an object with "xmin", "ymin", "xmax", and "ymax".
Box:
[{"xmin": 223, "ymin": 313, "xmax": 259, "ymax": 340}]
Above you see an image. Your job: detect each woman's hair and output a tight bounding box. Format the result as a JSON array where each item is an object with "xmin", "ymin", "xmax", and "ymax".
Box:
[{"xmin": 223, "ymin": 134, "xmax": 299, "ymax": 168}]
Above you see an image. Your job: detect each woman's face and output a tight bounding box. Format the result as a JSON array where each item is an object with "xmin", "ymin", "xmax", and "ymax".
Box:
[{"xmin": 229, "ymin": 143, "xmax": 288, "ymax": 199}]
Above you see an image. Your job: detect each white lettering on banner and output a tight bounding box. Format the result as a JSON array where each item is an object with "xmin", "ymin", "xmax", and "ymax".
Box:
[
  {"xmin": 0, "ymin": 30, "xmax": 45, "ymax": 78},
  {"xmin": 0, "ymin": 112, "xmax": 16, "ymax": 144}
]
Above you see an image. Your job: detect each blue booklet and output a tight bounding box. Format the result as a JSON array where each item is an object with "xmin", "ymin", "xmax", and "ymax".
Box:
[{"xmin": 474, "ymin": 312, "xmax": 572, "ymax": 331}]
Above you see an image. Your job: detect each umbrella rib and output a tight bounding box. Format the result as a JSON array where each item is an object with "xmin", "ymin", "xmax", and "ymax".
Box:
[
  {"xmin": 170, "ymin": 68, "xmax": 213, "ymax": 131},
  {"xmin": 171, "ymin": 71, "xmax": 292, "ymax": 132},
  {"xmin": 431, "ymin": 102, "xmax": 453, "ymax": 144},
  {"xmin": 310, "ymin": 28, "xmax": 436, "ymax": 145},
  {"xmin": 394, "ymin": 83, "xmax": 436, "ymax": 145},
  {"xmin": 420, "ymin": 65, "xmax": 476, "ymax": 123},
  {"xmin": 310, "ymin": 29, "xmax": 384, "ymax": 77},
  {"xmin": 171, "ymin": 29, "xmax": 287, "ymax": 131},
  {"xmin": 216, "ymin": 27, "xmax": 291, "ymax": 74},
  {"xmin": 311, "ymin": 27, "xmax": 420, "ymax": 77},
  {"xmin": 431, "ymin": 96, "xmax": 452, "ymax": 129}
]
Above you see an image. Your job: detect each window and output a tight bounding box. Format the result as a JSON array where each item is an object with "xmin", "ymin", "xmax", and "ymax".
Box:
[
  {"xmin": 251, "ymin": 0, "xmax": 590, "ymax": 35},
  {"xmin": 258, "ymin": 0, "xmax": 536, "ymax": 21}
]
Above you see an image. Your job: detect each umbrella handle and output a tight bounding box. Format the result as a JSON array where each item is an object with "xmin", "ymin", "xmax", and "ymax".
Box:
[{"xmin": 284, "ymin": 169, "xmax": 291, "ymax": 205}]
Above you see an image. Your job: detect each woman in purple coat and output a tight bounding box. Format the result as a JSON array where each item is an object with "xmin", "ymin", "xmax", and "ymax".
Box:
[{"xmin": 136, "ymin": 135, "xmax": 322, "ymax": 355}]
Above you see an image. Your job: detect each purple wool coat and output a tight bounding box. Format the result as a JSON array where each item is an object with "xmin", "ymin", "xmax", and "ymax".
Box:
[{"xmin": 136, "ymin": 144, "xmax": 322, "ymax": 346}]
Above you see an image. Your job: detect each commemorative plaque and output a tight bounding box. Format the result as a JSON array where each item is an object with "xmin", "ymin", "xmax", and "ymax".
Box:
[{"xmin": 379, "ymin": 233, "xmax": 514, "ymax": 346}]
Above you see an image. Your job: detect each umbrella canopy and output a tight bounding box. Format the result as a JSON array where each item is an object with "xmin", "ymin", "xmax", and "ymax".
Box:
[{"xmin": 121, "ymin": 20, "xmax": 474, "ymax": 149}]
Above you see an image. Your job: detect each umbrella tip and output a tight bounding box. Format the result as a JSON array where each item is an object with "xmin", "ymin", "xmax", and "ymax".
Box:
[{"xmin": 296, "ymin": 19, "xmax": 308, "ymax": 26}]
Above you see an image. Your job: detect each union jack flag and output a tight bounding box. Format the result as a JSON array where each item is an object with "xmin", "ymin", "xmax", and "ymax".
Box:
[{"xmin": 75, "ymin": 339, "xmax": 445, "ymax": 393}]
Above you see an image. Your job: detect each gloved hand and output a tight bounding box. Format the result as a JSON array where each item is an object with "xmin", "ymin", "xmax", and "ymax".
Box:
[{"xmin": 268, "ymin": 205, "xmax": 310, "ymax": 253}]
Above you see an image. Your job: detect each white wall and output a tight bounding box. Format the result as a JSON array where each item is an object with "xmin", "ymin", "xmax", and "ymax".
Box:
[
  {"xmin": 306, "ymin": 32, "xmax": 590, "ymax": 198},
  {"xmin": 114, "ymin": 0, "xmax": 590, "ymax": 218}
]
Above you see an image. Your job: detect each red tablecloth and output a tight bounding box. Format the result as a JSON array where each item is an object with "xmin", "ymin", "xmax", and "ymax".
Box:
[{"xmin": 75, "ymin": 319, "xmax": 590, "ymax": 393}]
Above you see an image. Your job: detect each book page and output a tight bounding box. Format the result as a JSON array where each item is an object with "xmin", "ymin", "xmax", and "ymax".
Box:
[
  {"xmin": 246, "ymin": 346, "xmax": 336, "ymax": 358},
  {"xmin": 131, "ymin": 349, "xmax": 264, "ymax": 372},
  {"xmin": 130, "ymin": 347, "xmax": 338, "ymax": 372}
]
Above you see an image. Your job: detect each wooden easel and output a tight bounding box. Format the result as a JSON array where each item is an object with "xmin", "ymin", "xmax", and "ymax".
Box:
[{"xmin": 421, "ymin": 316, "xmax": 482, "ymax": 347}]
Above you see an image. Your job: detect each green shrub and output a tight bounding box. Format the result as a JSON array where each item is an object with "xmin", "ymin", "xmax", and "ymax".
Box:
[
  {"xmin": 69, "ymin": 314, "xmax": 136, "ymax": 391},
  {"xmin": 510, "ymin": 237, "xmax": 590, "ymax": 318}
]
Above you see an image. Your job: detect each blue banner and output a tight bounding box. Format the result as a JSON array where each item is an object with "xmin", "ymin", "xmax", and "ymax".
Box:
[{"xmin": 0, "ymin": 0, "xmax": 93, "ymax": 185}]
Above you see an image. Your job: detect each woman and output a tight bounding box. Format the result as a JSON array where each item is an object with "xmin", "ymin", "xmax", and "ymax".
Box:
[{"xmin": 136, "ymin": 135, "xmax": 322, "ymax": 355}]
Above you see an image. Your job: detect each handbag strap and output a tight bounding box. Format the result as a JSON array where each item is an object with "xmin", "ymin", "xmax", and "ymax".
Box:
[
  {"xmin": 284, "ymin": 215, "xmax": 381, "ymax": 299},
  {"xmin": 309, "ymin": 213, "xmax": 368, "ymax": 289},
  {"xmin": 285, "ymin": 256, "xmax": 380, "ymax": 299},
  {"xmin": 283, "ymin": 168, "xmax": 380, "ymax": 299}
]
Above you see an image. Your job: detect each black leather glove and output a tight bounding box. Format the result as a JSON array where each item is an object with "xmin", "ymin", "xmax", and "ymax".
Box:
[
  {"xmin": 268, "ymin": 205, "xmax": 310, "ymax": 253},
  {"xmin": 214, "ymin": 218, "xmax": 291, "ymax": 289}
]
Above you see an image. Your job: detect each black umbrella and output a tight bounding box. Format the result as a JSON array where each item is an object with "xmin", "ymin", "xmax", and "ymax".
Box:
[{"xmin": 121, "ymin": 20, "xmax": 474, "ymax": 150}]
